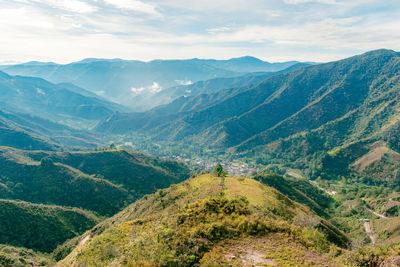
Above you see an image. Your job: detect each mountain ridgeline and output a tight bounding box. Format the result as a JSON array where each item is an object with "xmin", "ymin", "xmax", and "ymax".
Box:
[
  {"xmin": 96, "ymin": 49, "xmax": 400, "ymax": 183},
  {"xmin": 0, "ymin": 108, "xmax": 103, "ymax": 150},
  {"xmin": 0, "ymin": 146, "xmax": 190, "ymax": 255},
  {"xmin": 0, "ymin": 70, "xmax": 125, "ymax": 126},
  {"xmin": 0, "ymin": 57, "xmax": 300, "ymax": 111},
  {"xmin": 1, "ymin": 50, "xmax": 400, "ymax": 266},
  {"xmin": 60, "ymin": 174, "xmax": 349, "ymax": 266},
  {"xmin": 0, "ymin": 147, "xmax": 190, "ymax": 216}
]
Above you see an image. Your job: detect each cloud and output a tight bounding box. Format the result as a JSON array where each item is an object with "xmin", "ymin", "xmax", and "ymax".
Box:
[
  {"xmin": 0, "ymin": 7, "xmax": 53, "ymax": 30},
  {"xmin": 103, "ymin": 0, "xmax": 160, "ymax": 16},
  {"xmin": 0, "ymin": 0, "xmax": 399, "ymax": 64},
  {"xmin": 130, "ymin": 86, "xmax": 145, "ymax": 94},
  {"xmin": 130, "ymin": 82, "xmax": 162, "ymax": 95},
  {"xmin": 149, "ymin": 82, "xmax": 162, "ymax": 92},
  {"xmin": 31, "ymin": 0, "xmax": 97, "ymax": 13},
  {"xmin": 175, "ymin": 80, "xmax": 193, "ymax": 86},
  {"xmin": 207, "ymin": 26, "xmax": 232, "ymax": 34},
  {"xmin": 284, "ymin": 0, "xmax": 336, "ymax": 4}
]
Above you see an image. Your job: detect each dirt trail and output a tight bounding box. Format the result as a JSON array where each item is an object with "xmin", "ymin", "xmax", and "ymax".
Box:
[
  {"xmin": 57, "ymin": 234, "xmax": 92, "ymax": 266},
  {"xmin": 363, "ymin": 221, "xmax": 377, "ymax": 244},
  {"xmin": 365, "ymin": 207, "xmax": 386, "ymax": 218},
  {"xmin": 25, "ymin": 259, "xmax": 40, "ymax": 267},
  {"xmin": 78, "ymin": 234, "xmax": 92, "ymax": 246}
]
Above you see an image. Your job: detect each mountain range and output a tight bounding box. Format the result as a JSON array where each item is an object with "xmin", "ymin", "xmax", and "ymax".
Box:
[
  {"xmin": 0, "ymin": 146, "xmax": 189, "ymax": 256},
  {"xmin": 1, "ymin": 49, "xmax": 400, "ymax": 266},
  {"xmin": 0, "ymin": 57, "xmax": 301, "ymax": 111},
  {"xmin": 96, "ymin": 49, "xmax": 400, "ymax": 185},
  {"xmin": 0, "ymin": 70, "xmax": 125, "ymax": 125}
]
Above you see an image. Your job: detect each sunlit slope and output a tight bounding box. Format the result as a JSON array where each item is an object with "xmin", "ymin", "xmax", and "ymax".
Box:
[{"xmin": 60, "ymin": 174, "xmax": 349, "ymax": 266}]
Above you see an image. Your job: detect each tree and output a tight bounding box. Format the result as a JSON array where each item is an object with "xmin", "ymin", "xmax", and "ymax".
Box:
[
  {"xmin": 213, "ymin": 163, "xmax": 225, "ymax": 177},
  {"xmin": 109, "ymin": 143, "xmax": 116, "ymax": 150}
]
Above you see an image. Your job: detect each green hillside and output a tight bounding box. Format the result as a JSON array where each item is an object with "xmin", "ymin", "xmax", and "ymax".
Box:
[
  {"xmin": 133, "ymin": 63, "xmax": 311, "ymax": 111},
  {"xmin": 96, "ymin": 49, "xmax": 400, "ymax": 186},
  {"xmin": 0, "ymin": 244, "xmax": 53, "ymax": 267},
  {"xmin": 0, "ymin": 126, "xmax": 60, "ymax": 151},
  {"xmin": 0, "ymin": 147, "xmax": 190, "ymax": 216},
  {"xmin": 255, "ymin": 173, "xmax": 334, "ymax": 217},
  {"xmin": 59, "ymin": 174, "xmax": 349, "ymax": 266},
  {"xmin": 0, "ymin": 108, "xmax": 101, "ymax": 149},
  {"xmin": 27, "ymin": 149, "xmax": 191, "ymax": 196},
  {"xmin": 0, "ymin": 199, "xmax": 99, "ymax": 253}
]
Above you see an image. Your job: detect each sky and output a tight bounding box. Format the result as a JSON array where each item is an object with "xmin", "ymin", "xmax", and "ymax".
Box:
[{"xmin": 0, "ymin": 0, "xmax": 399, "ymax": 63}]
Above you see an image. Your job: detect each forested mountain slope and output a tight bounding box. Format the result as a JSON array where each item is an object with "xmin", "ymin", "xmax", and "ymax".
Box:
[
  {"xmin": 0, "ymin": 147, "xmax": 190, "ymax": 216},
  {"xmin": 96, "ymin": 49, "xmax": 400, "ymax": 183},
  {"xmin": 0, "ymin": 200, "xmax": 99, "ymax": 253},
  {"xmin": 0, "ymin": 108, "xmax": 101, "ymax": 149}
]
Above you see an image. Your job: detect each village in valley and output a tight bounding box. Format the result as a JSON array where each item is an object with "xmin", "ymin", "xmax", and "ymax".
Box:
[{"xmin": 161, "ymin": 155, "xmax": 258, "ymax": 176}]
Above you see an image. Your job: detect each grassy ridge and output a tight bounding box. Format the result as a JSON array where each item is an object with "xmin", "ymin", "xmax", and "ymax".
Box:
[{"xmin": 60, "ymin": 174, "xmax": 349, "ymax": 266}]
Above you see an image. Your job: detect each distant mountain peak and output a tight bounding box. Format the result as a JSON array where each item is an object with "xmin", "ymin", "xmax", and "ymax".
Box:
[
  {"xmin": 76, "ymin": 58, "xmax": 124, "ymax": 64},
  {"xmin": 229, "ymin": 55, "xmax": 265, "ymax": 62},
  {"xmin": 359, "ymin": 48, "xmax": 398, "ymax": 58},
  {"xmin": 20, "ymin": 61, "xmax": 57, "ymax": 66}
]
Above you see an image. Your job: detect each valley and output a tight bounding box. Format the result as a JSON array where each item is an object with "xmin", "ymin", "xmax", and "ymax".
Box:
[{"xmin": 0, "ymin": 50, "xmax": 400, "ymax": 266}]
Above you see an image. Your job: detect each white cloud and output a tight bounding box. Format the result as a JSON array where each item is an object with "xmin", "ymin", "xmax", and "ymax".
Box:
[
  {"xmin": 103, "ymin": 0, "xmax": 160, "ymax": 16},
  {"xmin": 0, "ymin": 7, "xmax": 53, "ymax": 29},
  {"xmin": 284, "ymin": 0, "xmax": 336, "ymax": 4},
  {"xmin": 130, "ymin": 82, "xmax": 162, "ymax": 95},
  {"xmin": 130, "ymin": 86, "xmax": 145, "ymax": 94},
  {"xmin": 0, "ymin": 0, "xmax": 399, "ymax": 64},
  {"xmin": 149, "ymin": 82, "xmax": 162, "ymax": 92},
  {"xmin": 175, "ymin": 80, "xmax": 193, "ymax": 86},
  {"xmin": 31, "ymin": 0, "xmax": 97, "ymax": 13},
  {"xmin": 207, "ymin": 26, "xmax": 232, "ymax": 34}
]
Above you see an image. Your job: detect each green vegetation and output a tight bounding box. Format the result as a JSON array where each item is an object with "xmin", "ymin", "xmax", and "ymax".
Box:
[
  {"xmin": 0, "ymin": 244, "xmax": 53, "ymax": 267},
  {"xmin": 0, "ymin": 108, "xmax": 101, "ymax": 149},
  {"xmin": 59, "ymin": 174, "xmax": 348, "ymax": 266},
  {"xmin": 255, "ymin": 173, "xmax": 333, "ymax": 217},
  {"xmin": 96, "ymin": 50, "xmax": 400, "ymax": 190},
  {"xmin": 213, "ymin": 162, "xmax": 226, "ymax": 177},
  {"xmin": 0, "ymin": 199, "xmax": 99, "ymax": 253},
  {"xmin": 27, "ymin": 149, "xmax": 191, "ymax": 197},
  {"xmin": 0, "ymin": 147, "xmax": 190, "ymax": 216},
  {"xmin": 0, "ymin": 147, "xmax": 129, "ymax": 216},
  {"xmin": 0, "ymin": 146, "xmax": 190, "ymax": 255},
  {"xmin": 0, "ymin": 126, "xmax": 59, "ymax": 151},
  {"xmin": 2, "ymin": 50, "xmax": 400, "ymax": 266}
]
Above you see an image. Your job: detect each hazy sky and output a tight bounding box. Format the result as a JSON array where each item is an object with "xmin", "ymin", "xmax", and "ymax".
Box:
[{"xmin": 1, "ymin": 0, "xmax": 399, "ymax": 63}]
